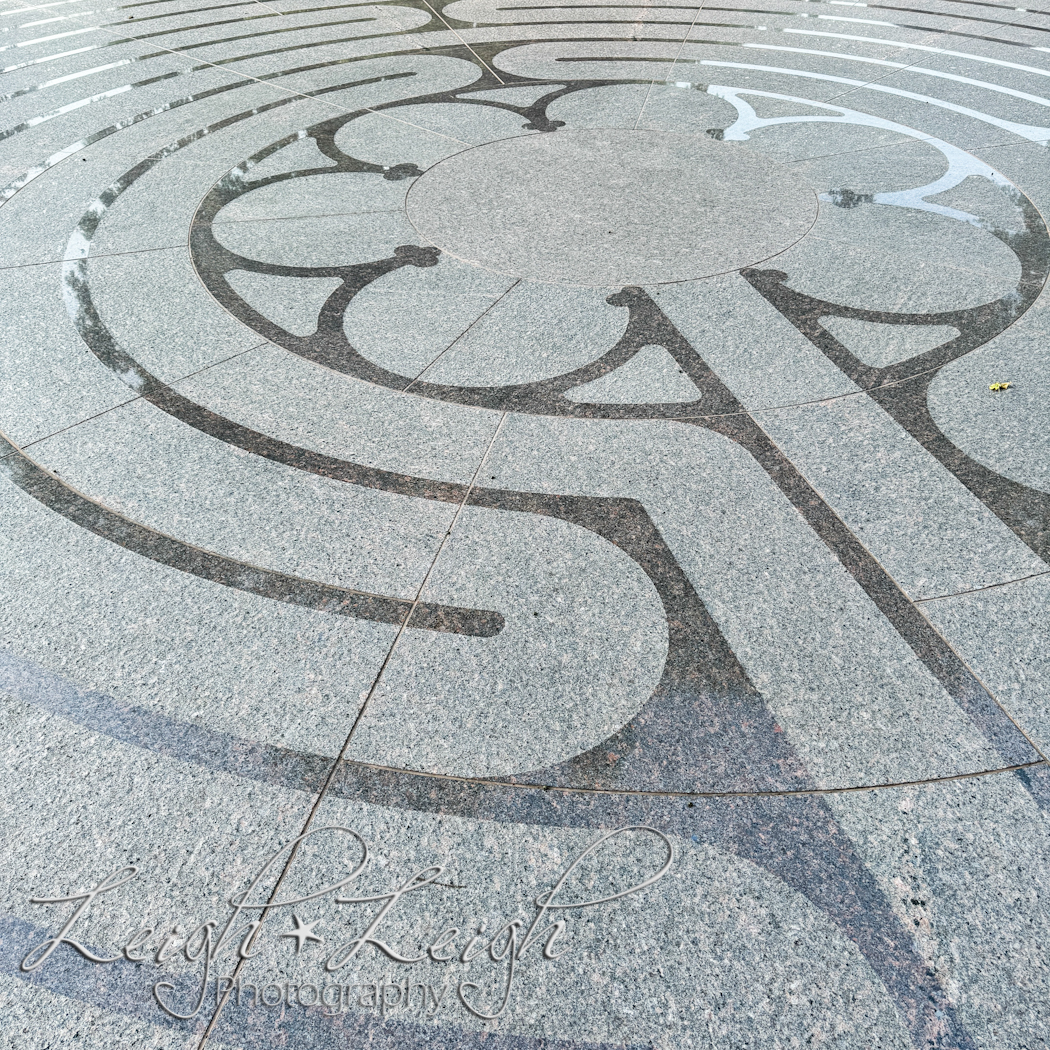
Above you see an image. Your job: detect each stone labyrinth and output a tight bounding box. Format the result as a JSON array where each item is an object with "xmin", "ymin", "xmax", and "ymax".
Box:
[{"xmin": 2, "ymin": 0, "xmax": 1050, "ymax": 1045}]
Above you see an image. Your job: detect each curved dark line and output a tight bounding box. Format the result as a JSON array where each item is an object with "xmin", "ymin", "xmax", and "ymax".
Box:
[
  {"xmin": 0, "ymin": 70, "xmax": 418, "ymax": 152},
  {"xmin": 547, "ymin": 19, "xmax": 1040, "ymax": 45},
  {"xmin": 104, "ymin": 0, "xmax": 384, "ymax": 29},
  {"xmin": 64, "ymin": 108, "xmax": 819, "ymax": 814},
  {"xmin": 442, "ymin": 16, "xmax": 747, "ymax": 24},
  {"xmin": 62, "ymin": 263, "xmax": 471, "ymax": 504},
  {"xmin": 2, "ymin": 648, "xmax": 1045, "ymax": 804},
  {"xmin": 874, "ymin": 371, "xmax": 1050, "ymax": 561},
  {"xmin": 0, "ymin": 650, "xmax": 994, "ymax": 1050},
  {"xmin": 107, "ymin": 14, "xmax": 379, "ymax": 47},
  {"xmin": 154, "ymin": 32, "xmax": 703, "ymax": 71},
  {"xmin": 0, "ymin": 434, "xmax": 504, "ymax": 638},
  {"xmin": 1, "ymin": 65, "xmax": 432, "ymax": 205},
  {"xmin": 497, "ymin": 0, "xmax": 1050, "ymax": 32},
  {"xmin": 447, "ymin": 81, "xmax": 572, "ymax": 132},
  {"xmin": 777, "ymin": 0, "xmax": 1048, "ymax": 30},
  {"xmin": 0, "ymin": 70, "xmax": 185, "ymax": 147},
  {"xmin": 497, "ymin": 0, "xmax": 1050, "ymax": 23},
  {"xmin": 740, "ymin": 188, "xmax": 1050, "ymax": 564}
]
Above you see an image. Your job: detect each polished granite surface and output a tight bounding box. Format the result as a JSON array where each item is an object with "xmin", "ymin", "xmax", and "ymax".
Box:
[{"xmin": 1, "ymin": 0, "xmax": 1049, "ymax": 1044}]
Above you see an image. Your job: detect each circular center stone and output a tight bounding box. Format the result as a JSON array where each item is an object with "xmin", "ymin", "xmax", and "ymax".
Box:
[{"xmin": 405, "ymin": 128, "xmax": 817, "ymax": 287}]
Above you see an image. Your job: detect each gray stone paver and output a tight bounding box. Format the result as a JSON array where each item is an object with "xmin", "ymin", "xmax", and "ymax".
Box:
[{"xmin": 1, "ymin": 1, "xmax": 1049, "ymax": 1046}]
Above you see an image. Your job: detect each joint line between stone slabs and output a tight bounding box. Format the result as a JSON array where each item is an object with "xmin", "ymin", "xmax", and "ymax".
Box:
[
  {"xmin": 13, "ymin": 342, "xmax": 267, "ymax": 454},
  {"xmin": 817, "ymin": 9, "xmax": 1041, "ymax": 106},
  {"xmin": 0, "ymin": 241, "xmax": 188, "ymax": 272},
  {"xmin": 778, "ymin": 133, "xmax": 960, "ymax": 167},
  {"xmin": 915, "ymin": 567, "xmax": 1050, "ymax": 604},
  {"xmin": 634, "ymin": 0, "xmax": 708, "ymax": 128},
  {"xmin": 402, "ymin": 277, "xmax": 522, "ymax": 391},
  {"xmin": 418, "ymin": 0, "xmax": 506, "ymax": 83},
  {"xmin": 912, "ymin": 592, "xmax": 1050, "ymax": 764},
  {"xmin": 326, "ymin": 408, "xmax": 510, "ymax": 756},
  {"xmin": 659, "ymin": 342, "xmax": 1050, "ymax": 425},
  {"xmin": 802, "ymin": 233, "xmax": 1034, "ymax": 283},
  {"xmin": 731, "ymin": 415, "xmax": 1048, "ymax": 769},
  {"xmin": 343, "ymin": 755, "xmax": 1050, "ymax": 799},
  {"xmin": 196, "ymin": 410, "xmax": 509, "ymax": 1049},
  {"xmin": 249, "ymin": 0, "xmax": 291, "ymax": 20}
]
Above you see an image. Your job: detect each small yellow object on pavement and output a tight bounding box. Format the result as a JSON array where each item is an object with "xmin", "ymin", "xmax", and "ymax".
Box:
[{"xmin": 989, "ymin": 382, "xmax": 1012, "ymax": 391}]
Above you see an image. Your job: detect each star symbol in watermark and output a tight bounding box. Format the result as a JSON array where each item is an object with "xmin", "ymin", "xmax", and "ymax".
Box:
[{"xmin": 280, "ymin": 914, "xmax": 324, "ymax": 954}]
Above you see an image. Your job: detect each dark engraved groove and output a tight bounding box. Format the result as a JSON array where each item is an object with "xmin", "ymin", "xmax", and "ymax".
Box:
[
  {"xmin": 716, "ymin": 415, "xmax": 1043, "ymax": 762},
  {"xmin": 468, "ymin": 486, "xmax": 818, "ymax": 793},
  {"xmin": 0, "ymin": 435, "xmax": 504, "ymax": 637},
  {"xmin": 62, "ymin": 264, "xmax": 470, "ymax": 505},
  {"xmin": 608, "ymin": 288, "xmax": 1045, "ymax": 767},
  {"xmin": 874, "ymin": 374, "xmax": 1050, "ymax": 560},
  {"xmin": 69, "ymin": 222, "xmax": 1044, "ymax": 786},
  {"xmin": 68, "ymin": 249, "xmax": 819, "ymax": 794},
  {"xmin": 1, "ymin": 65, "xmax": 436, "ymax": 202},
  {"xmin": 741, "ymin": 188, "xmax": 1050, "ymax": 563}
]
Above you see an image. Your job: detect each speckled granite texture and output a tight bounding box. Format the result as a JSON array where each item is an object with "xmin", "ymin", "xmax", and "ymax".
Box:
[{"xmin": 1, "ymin": 0, "xmax": 1049, "ymax": 1045}]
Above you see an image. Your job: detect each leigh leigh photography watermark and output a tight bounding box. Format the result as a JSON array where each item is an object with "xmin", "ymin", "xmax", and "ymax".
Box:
[{"xmin": 20, "ymin": 824, "xmax": 674, "ymax": 1022}]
